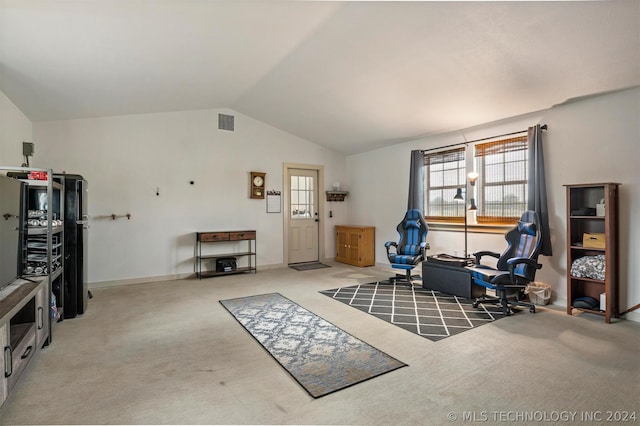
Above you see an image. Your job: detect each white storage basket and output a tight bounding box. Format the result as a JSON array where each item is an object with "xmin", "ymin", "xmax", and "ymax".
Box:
[{"xmin": 526, "ymin": 282, "xmax": 551, "ymax": 306}]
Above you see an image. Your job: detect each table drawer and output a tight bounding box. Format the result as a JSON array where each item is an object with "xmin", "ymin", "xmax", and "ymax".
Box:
[
  {"xmin": 200, "ymin": 232, "xmax": 229, "ymax": 242},
  {"xmin": 229, "ymin": 231, "xmax": 256, "ymax": 241}
]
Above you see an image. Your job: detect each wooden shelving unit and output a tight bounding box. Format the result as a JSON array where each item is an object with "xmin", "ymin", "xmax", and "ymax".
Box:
[{"xmin": 565, "ymin": 183, "xmax": 619, "ymax": 323}]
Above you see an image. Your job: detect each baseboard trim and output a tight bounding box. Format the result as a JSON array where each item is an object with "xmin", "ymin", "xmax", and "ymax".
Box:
[
  {"xmin": 88, "ymin": 263, "xmax": 288, "ymax": 289},
  {"xmin": 89, "ymin": 273, "xmax": 192, "ymax": 289},
  {"xmin": 622, "ymin": 310, "xmax": 640, "ymax": 323}
]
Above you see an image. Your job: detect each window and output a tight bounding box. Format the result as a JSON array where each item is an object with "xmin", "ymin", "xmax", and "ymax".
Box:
[
  {"xmin": 290, "ymin": 175, "xmax": 315, "ymax": 218},
  {"xmin": 424, "ymin": 147, "xmax": 467, "ymax": 223},
  {"xmin": 474, "ymin": 136, "xmax": 528, "ymax": 223},
  {"xmin": 424, "ymin": 134, "xmax": 528, "ymax": 225}
]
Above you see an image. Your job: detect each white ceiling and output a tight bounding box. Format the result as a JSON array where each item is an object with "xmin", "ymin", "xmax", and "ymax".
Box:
[{"xmin": 1, "ymin": 1, "xmax": 638, "ymax": 154}]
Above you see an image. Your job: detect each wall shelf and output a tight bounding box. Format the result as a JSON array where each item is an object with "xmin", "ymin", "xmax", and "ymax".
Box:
[{"xmin": 326, "ymin": 191, "xmax": 349, "ymax": 202}]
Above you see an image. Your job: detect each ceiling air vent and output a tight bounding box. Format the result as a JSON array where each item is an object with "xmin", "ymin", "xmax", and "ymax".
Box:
[{"xmin": 218, "ymin": 113, "xmax": 235, "ymax": 131}]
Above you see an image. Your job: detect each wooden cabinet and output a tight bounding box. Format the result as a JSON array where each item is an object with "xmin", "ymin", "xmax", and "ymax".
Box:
[
  {"xmin": 195, "ymin": 231, "xmax": 256, "ymax": 278},
  {"xmin": 35, "ymin": 284, "xmax": 50, "ymax": 348},
  {"xmin": 0, "ymin": 278, "xmax": 49, "ymax": 408},
  {"xmin": 335, "ymin": 225, "xmax": 375, "ymax": 267},
  {"xmin": 0, "ymin": 322, "xmax": 7, "ymax": 407},
  {"xmin": 565, "ymin": 183, "xmax": 619, "ymax": 323}
]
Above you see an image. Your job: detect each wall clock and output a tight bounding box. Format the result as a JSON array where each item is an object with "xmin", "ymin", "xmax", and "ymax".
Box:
[{"xmin": 250, "ymin": 171, "xmax": 266, "ymax": 199}]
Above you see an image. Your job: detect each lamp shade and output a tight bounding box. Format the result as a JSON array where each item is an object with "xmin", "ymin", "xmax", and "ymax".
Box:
[
  {"xmin": 469, "ymin": 198, "xmax": 478, "ymax": 210},
  {"xmin": 467, "ymin": 172, "xmax": 479, "ymax": 186},
  {"xmin": 453, "ymin": 187, "xmax": 464, "ymax": 201}
]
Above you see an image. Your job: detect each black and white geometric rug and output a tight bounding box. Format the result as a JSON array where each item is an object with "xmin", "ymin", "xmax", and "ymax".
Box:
[
  {"xmin": 220, "ymin": 293, "xmax": 407, "ymax": 398},
  {"xmin": 320, "ymin": 282, "xmax": 507, "ymax": 342}
]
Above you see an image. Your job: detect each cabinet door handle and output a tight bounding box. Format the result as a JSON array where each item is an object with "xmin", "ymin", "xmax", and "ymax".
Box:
[
  {"xmin": 4, "ymin": 346, "xmax": 12, "ymax": 378},
  {"xmin": 21, "ymin": 346, "xmax": 33, "ymax": 359},
  {"xmin": 38, "ymin": 306, "xmax": 44, "ymax": 329}
]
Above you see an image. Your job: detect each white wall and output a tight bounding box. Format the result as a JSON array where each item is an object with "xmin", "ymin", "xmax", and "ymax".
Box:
[
  {"xmin": 31, "ymin": 109, "xmax": 348, "ymax": 284},
  {"xmin": 3, "ymin": 86, "xmax": 638, "ymax": 320},
  {"xmin": 346, "ymin": 87, "xmax": 640, "ymax": 321},
  {"xmin": 0, "ymin": 90, "xmax": 32, "ymax": 166}
]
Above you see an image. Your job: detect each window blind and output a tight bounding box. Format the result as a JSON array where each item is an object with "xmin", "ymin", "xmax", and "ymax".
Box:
[
  {"xmin": 474, "ymin": 135, "xmax": 528, "ymax": 223},
  {"xmin": 424, "ymin": 147, "xmax": 466, "ymax": 222}
]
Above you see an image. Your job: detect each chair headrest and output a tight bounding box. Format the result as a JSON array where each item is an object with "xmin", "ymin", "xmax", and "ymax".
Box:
[
  {"xmin": 518, "ymin": 221, "xmax": 537, "ymax": 236},
  {"xmin": 406, "ymin": 209, "xmax": 421, "ymax": 219},
  {"xmin": 405, "ymin": 219, "xmax": 420, "ymax": 229}
]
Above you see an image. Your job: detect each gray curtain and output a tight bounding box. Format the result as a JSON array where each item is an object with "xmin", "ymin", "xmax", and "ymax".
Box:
[
  {"xmin": 407, "ymin": 150, "xmax": 425, "ymax": 213},
  {"xmin": 527, "ymin": 125, "xmax": 552, "ymax": 256}
]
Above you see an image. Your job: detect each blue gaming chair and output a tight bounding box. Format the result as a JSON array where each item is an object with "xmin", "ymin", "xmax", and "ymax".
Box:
[
  {"xmin": 384, "ymin": 209, "xmax": 429, "ymax": 285},
  {"xmin": 468, "ymin": 210, "xmax": 543, "ymax": 315}
]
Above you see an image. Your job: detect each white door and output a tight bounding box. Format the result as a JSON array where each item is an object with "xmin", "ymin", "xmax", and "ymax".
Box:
[{"xmin": 287, "ymin": 168, "xmax": 319, "ymax": 264}]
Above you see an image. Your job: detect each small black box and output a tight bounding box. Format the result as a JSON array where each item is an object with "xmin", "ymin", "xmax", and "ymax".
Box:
[{"xmin": 216, "ymin": 257, "xmax": 237, "ymax": 272}]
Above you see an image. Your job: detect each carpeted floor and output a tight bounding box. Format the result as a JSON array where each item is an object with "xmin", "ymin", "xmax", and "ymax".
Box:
[
  {"xmin": 289, "ymin": 262, "xmax": 331, "ymax": 271},
  {"xmin": 1, "ymin": 267, "xmax": 638, "ymax": 425},
  {"xmin": 320, "ymin": 282, "xmax": 507, "ymax": 341},
  {"xmin": 219, "ymin": 292, "xmax": 406, "ymax": 398}
]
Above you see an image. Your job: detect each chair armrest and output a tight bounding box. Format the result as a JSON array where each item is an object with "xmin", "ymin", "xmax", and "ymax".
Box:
[
  {"xmin": 419, "ymin": 242, "xmax": 430, "ymax": 257},
  {"xmin": 506, "ymin": 257, "xmax": 542, "ymax": 269},
  {"xmin": 384, "ymin": 241, "xmax": 397, "ymax": 256},
  {"xmin": 506, "ymin": 257, "xmax": 543, "ymax": 282},
  {"xmin": 473, "ymin": 250, "xmax": 500, "ymax": 264}
]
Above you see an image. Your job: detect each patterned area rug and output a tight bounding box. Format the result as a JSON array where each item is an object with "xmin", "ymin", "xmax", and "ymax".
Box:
[
  {"xmin": 320, "ymin": 282, "xmax": 507, "ymax": 342},
  {"xmin": 219, "ymin": 293, "xmax": 407, "ymax": 398}
]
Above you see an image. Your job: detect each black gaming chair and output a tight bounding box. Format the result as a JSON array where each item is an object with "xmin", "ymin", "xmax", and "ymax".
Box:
[
  {"xmin": 384, "ymin": 209, "xmax": 429, "ymax": 285},
  {"xmin": 468, "ymin": 210, "xmax": 543, "ymax": 315}
]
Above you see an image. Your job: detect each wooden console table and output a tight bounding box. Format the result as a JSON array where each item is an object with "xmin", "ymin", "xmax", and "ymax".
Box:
[{"xmin": 195, "ymin": 231, "xmax": 256, "ymax": 278}]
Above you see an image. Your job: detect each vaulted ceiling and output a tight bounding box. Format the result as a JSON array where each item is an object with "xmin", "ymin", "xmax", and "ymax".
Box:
[{"xmin": 1, "ymin": 1, "xmax": 638, "ymax": 154}]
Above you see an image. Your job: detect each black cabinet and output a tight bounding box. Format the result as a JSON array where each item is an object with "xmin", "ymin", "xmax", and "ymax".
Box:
[
  {"xmin": 23, "ymin": 176, "xmax": 64, "ymax": 327},
  {"xmin": 59, "ymin": 174, "xmax": 89, "ymax": 318}
]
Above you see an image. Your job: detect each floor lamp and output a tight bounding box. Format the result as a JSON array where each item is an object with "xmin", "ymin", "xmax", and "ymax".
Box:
[{"xmin": 453, "ymin": 172, "xmax": 479, "ymax": 259}]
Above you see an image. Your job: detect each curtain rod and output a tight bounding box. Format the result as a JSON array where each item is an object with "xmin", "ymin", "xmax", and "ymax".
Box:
[{"xmin": 420, "ymin": 124, "xmax": 547, "ymax": 153}]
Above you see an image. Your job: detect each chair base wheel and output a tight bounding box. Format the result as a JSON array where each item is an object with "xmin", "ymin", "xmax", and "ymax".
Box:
[
  {"xmin": 384, "ymin": 272, "xmax": 419, "ymax": 288},
  {"xmin": 473, "ymin": 294, "xmax": 537, "ymax": 315}
]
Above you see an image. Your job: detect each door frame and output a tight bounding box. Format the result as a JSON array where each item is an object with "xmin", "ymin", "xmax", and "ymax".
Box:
[{"xmin": 282, "ymin": 162, "xmax": 325, "ymax": 265}]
